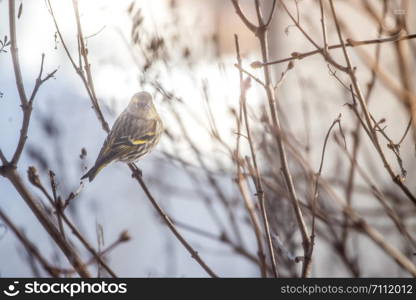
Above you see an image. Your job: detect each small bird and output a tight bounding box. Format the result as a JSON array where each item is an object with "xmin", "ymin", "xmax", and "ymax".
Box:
[{"xmin": 81, "ymin": 91, "xmax": 163, "ymax": 182}]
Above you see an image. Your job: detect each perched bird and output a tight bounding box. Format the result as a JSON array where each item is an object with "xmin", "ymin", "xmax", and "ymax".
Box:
[{"xmin": 81, "ymin": 91, "xmax": 163, "ymax": 182}]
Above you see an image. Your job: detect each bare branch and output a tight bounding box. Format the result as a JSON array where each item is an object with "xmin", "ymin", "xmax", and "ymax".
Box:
[
  {"xmin": 5, "ymin": 168, "xmax": 91, "ymax": 277},
  {"xmin": 329, "ymin": 0, "xmax": 416, "ymax": 206},
  {"xmin": 261, "ymin": 34, "xmax": 416, "ymax": 67},
  {"xmin": 0, "ymin": 209, "xmax": 60, "ymax": 277},
  {"xmin": 304, "ymin": 114, "xmax": 342, "ymax": 277},
  {"xmin": 230, "ymin": 0, "xmax": 258, "ymax": 33},
  {"xmin": 264, "ymin": 0, "xmax": 277, "ymax": 29},
  {"xmin": 129, "ymin": 163, "xmax": 219, "ymax": 278},
  {"xmin": 71, "ymin": 0, "xmax": 110, "ymax": 133},
  {"xmin": 4, "ymin": 0, "xmax": 90, "ymax": 277},
  {"xmin": 9, "ymin": 3, "xmax": 56, "ymax": 166},
  {"xmin": 236, "ymin": 35, "xmax": 278, "ymax": 277},
  {"xmin": 27, "ymin": 166, "xmax": 118, "ymax": 278},
  {"xmin": 0, "ymin": 149, "xmax": 8, "ymax": 165},
  {"xmin": 9, "ymin": 0, "xmax": 28, "ymax": 106},
  {"xmin": 234, "ymin": 34, "xmax": 268, "ymax": 277},
  {"xmin": 233, "ymin": 63, "xmax": 266, "ymax": 87}
]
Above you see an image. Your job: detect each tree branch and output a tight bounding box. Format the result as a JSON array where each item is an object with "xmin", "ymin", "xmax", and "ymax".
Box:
[
  {"xmin": 4, "ymin": 0, "xmax": 90, "ymax": 278},
  {"xmin": 0, "ymin": 208, "xmax": 60, "ymax": 277},
  {"xmin": 260, "ymin": 34, "xmax": 416, "ymax": 67},
  {"xmin": 9, "ymin": 1, "xmax": 56, "ymax": 165},
  {"xmin": 329, "ymin": 0, "xmax": 416, "ymax": 206},
  {"xmin": 234, "ymin": 34, "xmax": 268, "ymax": 278},
  {"xmin": 129, "ymin": 163, "xmax": 218, "ymax": 277}
]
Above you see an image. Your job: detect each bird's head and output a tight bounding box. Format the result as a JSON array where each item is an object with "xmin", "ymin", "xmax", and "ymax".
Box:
[{"xmin": 127, "ymin": 91, "xmax": 156, "ymax": 117}]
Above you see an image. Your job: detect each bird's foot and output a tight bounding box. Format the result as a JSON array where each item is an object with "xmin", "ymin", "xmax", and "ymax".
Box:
[
  {"xmin": 131, "ymin": 164, "xmax": 143, "ymax": 178},
  {"xmin": 137, "ymin": 167, "xmax": 143, "ymax": 177}
]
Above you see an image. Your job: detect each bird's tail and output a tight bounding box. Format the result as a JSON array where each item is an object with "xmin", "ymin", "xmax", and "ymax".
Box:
[{"xmin": 81, "ymin": 160, "xmax": 109, "ymax": 182}]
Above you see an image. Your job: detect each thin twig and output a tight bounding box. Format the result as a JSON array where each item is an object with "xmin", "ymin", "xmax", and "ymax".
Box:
[
  {"xmin": 47, "ymin": 0, "xmax": 110, "ymax": 133},
  {"xmin": 304, "ymin": 114, "xmax": 342, "ymax": 277},
  {"xmin": 231, "ymin": 0, "xmax": 257, "ymax": 33},
  {"xmin": 0, "ymin": 150, "xmax": 8, "ymax": 165},
  {"xmin": 5, "ymin": 168, "xmax": 91, "ymax": 277},
  {"xmin": 51, "ymin": 0, "xmax": 219, "ymax": 277},
  {"xmin": 10, "ymin": 51, "xmax": 56, "ymax": 165},
  {"xmin": 260, "ymin": 33, "xmax": 416, "ymax": 67},
  {"xmin": 233, "ymin": 63, "xmax": 266, "ymax": 87},
  {"xmin": 58, "ymin": 211, "xmax": 118, "ymax": 278},
  {"xmin": 71, "ymin": 0, "xmax": 109, "ymax": 132},
  {"xmin": 129, "ymin": 163, "xmax": 218, "ymax": 278},
  {"xmin": 319, "ymin": 0, "xmax": 328, "ymax": 55},
  {"xmin": 275, "ymin": 121, "xmax": 416, "ymax": 276},
  {"xmin": 234, "ymin": 34, "xmax": 268, "ymax": 278},
  {"xmin": 264, "ymin": 0, "xmax": 277, "ymax": 29},
  {"xmin": 27, "ymin": 166, "xmax": 117, "ymax": 277},
  {"xmin": 397, "ymin": 118, "xmax": 412, "ymax": 146},
  {"xmin": 171, "ymin": 106, "xmax": 245, "ymax": 248},
  {"xmin": 233, "ymin": 0, "xmax": 312, "ymax": 277},
  {"xmin": 341, "ymin": 1, "xmax": 387, "ymax": 248},
  {"xmin": 49, "ymin": 170, "xmax": 66, "ymax": 240},
  {"xmin": 242, "ymin": 84, "xmax": 278, "ymax": 277},
  {"xmin": 333, "ymin": 136, "xmax": 416, "ymax": 250},
  {"xmin": 172, "ymin": 219, "xmax": 262, "ymax": 266},
  {"xmin": 0, "ymin": 209, "xmax": 60, "ymax": 277},
  {"xmin": 56, "ymin": 230, "xmax": 131, "ymax": 275},
  {"xmin": 5, "ymin": 0, "xmax": 90, "ymax": 278},
  {"xmin": 329, "ymin": 0, "xmax": 416, "ymax": 206}
]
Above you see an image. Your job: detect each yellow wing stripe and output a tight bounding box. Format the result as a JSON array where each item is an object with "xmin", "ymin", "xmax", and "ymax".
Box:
[
  {"xmin": 131, "ymin": 139, "xmax": 148, "ymax": 145},
  {"xmin": 131, "ymin": 132, "xmax": 156, "ymax": 145},
  {"xmin": 143, "ymin": 132, "xmax": 156, "ymax": 136}
]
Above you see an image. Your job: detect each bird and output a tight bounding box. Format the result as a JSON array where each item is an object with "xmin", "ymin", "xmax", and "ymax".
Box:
[{"xmin": 81, "ymin": 91, "xmax": 163, "ymax": 182}]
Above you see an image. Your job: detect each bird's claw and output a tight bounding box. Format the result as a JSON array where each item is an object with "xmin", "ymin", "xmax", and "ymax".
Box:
[
  {"xmin": 137, "ymin": 167, "xmax": 143, "ymax": 177},
  {"xmin": 131, "ymin": 165, "xmax": 143, "ymax": 178}
]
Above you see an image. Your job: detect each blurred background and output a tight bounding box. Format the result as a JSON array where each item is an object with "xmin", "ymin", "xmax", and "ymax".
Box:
[{"xmin": 0, "ymin": 0, "xmax": 415, "ymax": 277}]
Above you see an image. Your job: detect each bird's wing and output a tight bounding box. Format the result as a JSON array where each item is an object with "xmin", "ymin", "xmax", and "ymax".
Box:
[
  {"xmin": 96, "ymin": 116, "xmax": 159, "ymax": 163},
  {"xmin": 114, "ymin": 117, "xmax": 159, "ymax": 146}
]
